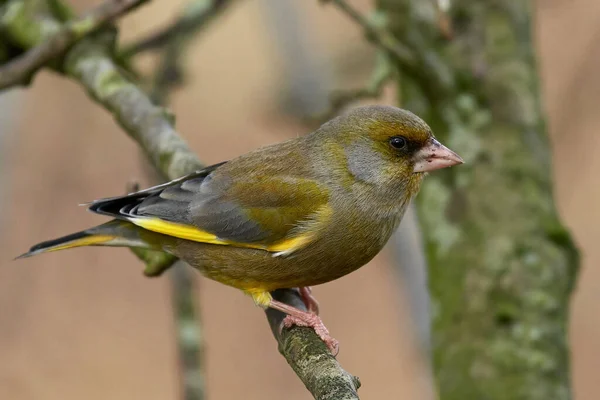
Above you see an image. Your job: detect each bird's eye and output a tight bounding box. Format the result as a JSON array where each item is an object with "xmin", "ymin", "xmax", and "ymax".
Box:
[{"xmin": 389, "ymin": 136, "xmax": 407, "ymax": 149}]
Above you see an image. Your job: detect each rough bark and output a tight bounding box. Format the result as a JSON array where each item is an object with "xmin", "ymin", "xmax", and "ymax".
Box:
[{"xmin": 375, "ymin": 1, "xmax": 580, "ymax": 399}]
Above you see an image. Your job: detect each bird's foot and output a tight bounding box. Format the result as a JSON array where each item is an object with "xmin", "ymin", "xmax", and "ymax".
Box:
[
  {"xmin": 268, "ymin": 295, "xmax": 339, "ymax": 355},
  {"xmin": 281, "ymin": 312, "xmax": 339, "ymax": 355}
]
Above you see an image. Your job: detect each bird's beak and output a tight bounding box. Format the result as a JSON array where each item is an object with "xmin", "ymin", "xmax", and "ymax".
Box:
[{"xmin": 413, "ymin": 138, "xmax": 464, "ymax": 173}]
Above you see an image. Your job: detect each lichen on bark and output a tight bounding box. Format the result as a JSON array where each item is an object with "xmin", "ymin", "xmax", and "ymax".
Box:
[{"xmin": 376, "ymin": 0, "xmax": 579, "ymax": 399}]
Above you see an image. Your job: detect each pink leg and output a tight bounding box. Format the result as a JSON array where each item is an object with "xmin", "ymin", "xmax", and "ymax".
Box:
[
  {"xmin": 299, "ymin": 286, "xmax": 320, "ymax": 315},
  {"xmin": 269, "ymin": 299, "xmax": 339, "ymax": 355}
]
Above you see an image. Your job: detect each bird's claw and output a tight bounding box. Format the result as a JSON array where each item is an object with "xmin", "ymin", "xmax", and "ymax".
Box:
[{"xmin": 281, "ymin": 313, "xmax": 339, "ymax": 356}]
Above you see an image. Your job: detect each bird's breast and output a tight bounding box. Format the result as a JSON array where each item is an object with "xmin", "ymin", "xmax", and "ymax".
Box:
[{"xmin": 286, "ymin": 196, "xmax": 408, "ymax": 284}]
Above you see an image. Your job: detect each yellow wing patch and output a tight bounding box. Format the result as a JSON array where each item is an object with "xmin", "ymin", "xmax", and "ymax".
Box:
[
  {"xmin": 131, "ymin": 217, "xmax": 222, "ymax": 244},
  {"xmin": 128, "ymin": 204, "xmax": 332, "ymax": 256},
  {"xmin": 46, "ymin": 235, "xmax": 115, "ymax": 253}
]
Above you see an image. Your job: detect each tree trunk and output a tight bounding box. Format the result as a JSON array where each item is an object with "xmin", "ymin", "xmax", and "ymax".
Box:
[{"xmin": 377, "ymin": 1, "xmax": 580, "ymax": 399}]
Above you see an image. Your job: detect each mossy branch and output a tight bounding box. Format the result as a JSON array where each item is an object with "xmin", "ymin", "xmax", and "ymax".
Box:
[
  {"xmin": 0, "ymin": 0, "xmax": 149, "ymax": 90},
  {"xmin": 267, "ymin": 289, "xmax": 361, "ymax": 400},
  {"xmin": 0, "ymin": 1, "xmax": 360, "ymax": 398},
  {"xmin": 121, "ymin": 0, "xmax": 235, "ymax": 58}
]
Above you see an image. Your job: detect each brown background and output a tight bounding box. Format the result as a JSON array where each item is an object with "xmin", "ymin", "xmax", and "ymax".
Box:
[{"xmin": 0, "ymin": 1, "xmax": 598, "ymax": 399}]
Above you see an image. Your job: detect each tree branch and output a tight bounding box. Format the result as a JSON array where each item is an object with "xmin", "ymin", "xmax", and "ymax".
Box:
[
  {"xmin": 267, "ymin": 289, "xmax": 361, "ymax": 400},
  {"xmin": 325, "ymin": 0, "xmax": 416, "ymax": 71},
  {"xmin": 328, "ymin": 1, "xmax": 580, "ymax": 399},
  {"xmin": 121, "ymin": 0, "xmax": 234, "ymax": 58},
  {"xmin": 375, "ymin": 1, "xmax": 579, "ymax": 399},
  {"xmin": 324, "ymin": 0, "xmax": 453, "ymax": 105},
  {"xmin": 0, "ymin": 0, "xmax": 149, "ymax": 91},
  {"xmin": 147, "ymin": 0, "xmax": 234, "ymax": 103},
  {"xmin": 0, "ymin": 2, "xmax": 360, "ymax": 398}
]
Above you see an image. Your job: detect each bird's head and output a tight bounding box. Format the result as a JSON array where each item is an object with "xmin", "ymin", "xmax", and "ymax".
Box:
[{"xmin": 321, "ymin": 105, "xmax": 463, "ymax": 198}]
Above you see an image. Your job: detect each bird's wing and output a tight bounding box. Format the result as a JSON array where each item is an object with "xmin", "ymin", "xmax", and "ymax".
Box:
[{"xmin": 88, "ymin": 162, "xmax": 331, "ymax": 256}]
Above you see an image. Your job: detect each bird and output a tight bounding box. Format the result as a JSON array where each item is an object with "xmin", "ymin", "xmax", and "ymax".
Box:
[{"xmin": 16, "ymin": 105, "xmax": 463, "ymax": 354}]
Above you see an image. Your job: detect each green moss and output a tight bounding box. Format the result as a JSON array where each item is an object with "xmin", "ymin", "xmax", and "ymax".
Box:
[
  {"xmin": 71, "ymin": 16, "xmax": 95, "ymax": 39},
  {"xmin": 130, "ymin": 248, "xmax": 177, "ymax": 277},
  {"xmin": 1, "ymin": 1, "xmax": 57, "ymax": 46},
  {"xmin": 159, "ymin": 151, "xmax": 175, "ymax": 174},
  {"xmin": 379, "ymin": 0, "xmax": 580, "ymax": 399},
  {"xmin": 46, "ymin": 0, "xmax": 75, "ymax": 22},
  {"xmin": 97, "ymin": 68, "xmax": 125, "ymax": 98},
  {"xmin": 418, "ymin": 177, "xmax": 461, "ymax": 255}
]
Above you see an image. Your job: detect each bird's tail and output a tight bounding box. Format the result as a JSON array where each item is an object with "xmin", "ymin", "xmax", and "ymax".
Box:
[{"xmin": 15, "ymin": 220, "xmax": 156, "ymax": 260}]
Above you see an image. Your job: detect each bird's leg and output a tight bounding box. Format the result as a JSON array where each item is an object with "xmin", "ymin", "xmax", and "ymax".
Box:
[
  {"xmin": 268, "ymin": 298, "xmax": 339, "ymax": 355},
  {"xmin": 298, "ymin": 286, "xmax": 320, "ymax": 315}
]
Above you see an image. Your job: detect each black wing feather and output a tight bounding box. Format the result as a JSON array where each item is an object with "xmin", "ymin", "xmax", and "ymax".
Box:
[{"xmin": 88, "ymin": 162, "xmax": 226, "ymax": 219}]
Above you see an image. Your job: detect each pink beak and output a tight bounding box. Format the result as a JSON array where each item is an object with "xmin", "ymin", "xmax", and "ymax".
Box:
[{"xmin": 413, "ymin": 138, "xmax": 464, "ymax": 173}]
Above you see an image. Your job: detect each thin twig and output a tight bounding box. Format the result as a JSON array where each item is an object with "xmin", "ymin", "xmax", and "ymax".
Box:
[
  {"xmin": 324, "ymin": 0, "xmax": 453, "ymax": 122},
  {"xmin": 267, "ymin": 289, "xmax": 361, "ymax": 399},
  {"xmin": 168, "ymin": 262, "xmax": 205, "ymax": 400},
  {"xmin": 122, "ymin": 0, "xmax": 234, "ymax": 58},
  {"xmin": 0, "ymin": 0, "xmax": 150, "ymax": 91},
  {"xmin": 325, "ymin": 0, "xmax": 416, "ymax": 70}
]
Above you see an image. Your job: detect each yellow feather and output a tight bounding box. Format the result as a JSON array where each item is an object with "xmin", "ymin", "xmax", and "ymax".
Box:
[
  {"xmin": 47, "ymin": 235, "xmax": 115, "ymax": 252},
  {"xmin": 128, "ymin": 204, "xmax": 332, "ymax": 255},
  {"xmin": 248, "ymin": 290, "xmax": 272, "ymax": 308},
  {"xmin": 266, "ymin": 235, "xmax": 312, "ymax": 252},
  {"xmin": 268, "ymin": 204, "xmax": 332, "ymax": 256},
  {"xmin": 131, "ymin": 217, "xmax": 222, "ymax": 243}
]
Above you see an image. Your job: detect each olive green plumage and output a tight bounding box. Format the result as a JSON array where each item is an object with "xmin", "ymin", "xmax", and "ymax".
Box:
[{"xmin": 18, "ymin": 105, "xmax": 462, "ymax": 307}]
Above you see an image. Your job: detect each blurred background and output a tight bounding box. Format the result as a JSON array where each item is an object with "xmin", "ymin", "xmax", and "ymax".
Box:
[{"xmin": 0, "ymin": 0, "xmax": 598, "ymax": 399}]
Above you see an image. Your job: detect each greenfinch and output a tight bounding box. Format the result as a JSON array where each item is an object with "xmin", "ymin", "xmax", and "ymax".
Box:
[{"xmin": 17, "ymin": 105, "xmax": 462, "ymax": 353}]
